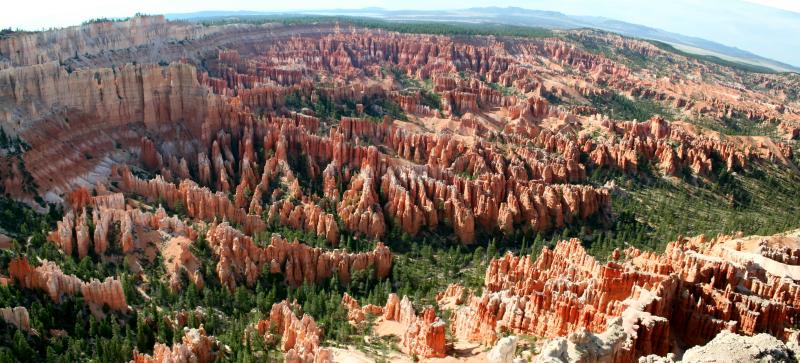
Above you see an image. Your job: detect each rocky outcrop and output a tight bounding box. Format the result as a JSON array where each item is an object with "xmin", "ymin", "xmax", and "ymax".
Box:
[
  {"xmin": 530, "ymin": 283, "xmax": 671, "ymax": 363},
  {"xmin": 48, "ymin": 193, "xmax": 197, "ymax": 258},
  {"xmin": 0, "ymin": 15, "xmax": 212, "ymax": 67},
  {"xmin": 436, "ymin": 283, "xmax": 465, "ymax": 307},
  {"xmin": 585, "ymin": 117, "xmax": 757, "ymax": 177},
  {"xmin": 451, "ymin": 239, "xmax": 662, "ymax": 346},
  {"xmin": 8, "ymin": 257, "xmax": 127, "ymax": 316},
  {"xmin": 488, "ymin": 336, "xmax": 518, "ymax": 363},
  {"xmin": 341, "ymin": 293, "xmax": 385, "ymax": 324},
  {"xmin": 254, "ymin": 301, "xmax": 332, "ymax": 363},
  {"xmin": 451, "ymin": 229, "xmax": 800, "ymax": 361},
  {"xmin": 163, "ymin": 236, "xmax": 204, "ymax": 292},
  {"xmin": 532, "ymin": 318, "xmax": 637, "ymax": 363},
  {"xmin": 131, "ymin": 326, "xmax": 222, "ymax": 363},
  {"xmin": 206, "ymin": 222, "xmax": 392, "ymax": 290},
  {"xmin": 400, "ymin": 302, "xmax": 447, "ymax": 359},
  {"xmin": 679, "ymin": 331, "xmax": 798, "ymax": 363},
  {"xmin": 639, "ymin": 329, "xmax": 800, "ymax": 362},
  {"xmin": 0, "ymin": 307, "xmax": 32, "ymax": 334},
  {"xmin": 265, "ymin": 199, "xmax": 339, "ymax": 245},
  {"xmin": 341, "ymin": 293, "xmax": 446, "ymax": 358},
  {"xmin": 337, "ymin": 166, "xmax": 386, "ymax": 239},
  {"xmin": 117, "ymin": 166, "xmax": 266, "ymax": 235}
]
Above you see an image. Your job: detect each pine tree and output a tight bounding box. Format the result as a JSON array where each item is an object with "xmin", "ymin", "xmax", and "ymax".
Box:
[{"xmin": 487, "ymin": 238, "xmax": 497, "ymax": 258}]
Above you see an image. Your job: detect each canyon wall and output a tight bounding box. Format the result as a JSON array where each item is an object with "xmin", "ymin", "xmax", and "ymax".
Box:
[{"xmin": 448, "ymin": 230, "xmax": 800, "ymax": 361}]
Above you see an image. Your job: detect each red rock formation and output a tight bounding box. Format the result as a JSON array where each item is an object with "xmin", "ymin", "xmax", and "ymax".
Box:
[
  {"xmin": 0, "ymin": 18, "xmax": 797, "ymax": 363},
  {"xmin": 0, "ymin": 307, "xmax": 32, "ymax": 333},
  {"xmin": 0, "ymin": 59, "xmax": 249, "ymax": 199},
  {"xmin": 8, "ymin": 257, "xmax": 127, "ymax": 316},
  {"xmin": 0, "ymin": 15, "xmax": 212, "ymax": 67},
  {"xmin": 443, "ymin": 91, "xmax": 478, "ymax": 116},
  {"xmin": 66, "ymin": 187, "xmax": 92, "ymax": 210},
  {"xmin": 117, "ymin": 166, "xmax": 266, "ymax": 235},
  {"xmin": 436, "ymin": 283, "xmax": 465, "ymax": 306},
  {"xmin": 205, "ymin": 222, "xmax": 392, "ymax": 290},
  {"xmin": 451, "ymin": 240, "xmax": 645, "ymax": 345},
  {"xmin": 48, "ymin": 193, "xmax": 197, "ymax": 258},
  {"xmin": 341, "ymin": 293, "xmax": 446, "ymax": 358},
  {"xmin": 266, "ymin": 199, "xmax": 339, "ymax": 245},
  {"xmin": 449, "ymin": 229, "xmax": 800, "ymax": 361},
  {"xmin": 163, "ymin": 236, "xmax": 204, "ymax": 292},
  {"xmin": 140, "ymin": 137, "xmax": 163, "ymax": 171},
  {"xmin": 132, "ymin": 326, "xmax": 222, "ymax": 363},
  {"xmin": 585, "ymin": 117, "xmax": 761, "ymax": 177},
  {"xmin": 341, "ymin": 292, "xmax": 390, "ymax": 325},
  {"xmin": 399, "ymin": 299, "xmax": 447, "ymax": 359},
  {"xmin": 253, "ymin": 301, "xmax": 332, "ymax": 363},
  {"xmin": 337, "ymin": 166, "xmax": 386, "ymax": 239}
]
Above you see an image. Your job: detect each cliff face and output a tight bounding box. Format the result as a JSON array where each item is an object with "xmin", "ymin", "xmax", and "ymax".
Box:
[
  {"xmin": 448, "ymin": 229, "xmax": 800, "ymax": 361},
  {"xmin": 0, "ymin": 62, "xmax": 216, "ymax": 130},
  {"xmin": 0, "ymin": 16, "xmax": 798, "ymax": 363},
  {"xmin": 0, "ymin": 15, "xmax": 212, "ymax": 67},
  {"xmin": 0, "ymin": 62, "xmax": 230, "ymax": 199},
  {"xmin": 8, "ymin": 23, "xmax": 784, "ymax": 248}
]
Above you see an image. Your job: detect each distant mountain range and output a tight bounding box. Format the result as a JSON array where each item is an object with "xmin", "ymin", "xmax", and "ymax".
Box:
[{"xmin": 167, "ymin": 7, "xmax": 800, "ymax": 73}]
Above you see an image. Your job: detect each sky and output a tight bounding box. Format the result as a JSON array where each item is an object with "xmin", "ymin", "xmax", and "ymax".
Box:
[{"xmin": 2, "ymin": 0, "xmax": 799, "ymax": 66}]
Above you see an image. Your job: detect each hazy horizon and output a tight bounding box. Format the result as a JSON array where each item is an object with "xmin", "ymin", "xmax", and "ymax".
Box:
[{"xmin": 2, "ymin": 0, "xmax": 799, "ymax": 67}]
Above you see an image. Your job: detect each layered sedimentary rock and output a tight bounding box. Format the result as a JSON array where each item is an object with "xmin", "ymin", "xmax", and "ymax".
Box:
[
  {"xmin": 253, "ymin": 301, "xmax": 332, "ymax": 363},
  {"xmin": 0, "ymin": 60, "xmax": 244, "ymax": 199},
  {"xmin": 449, "ymin": 229, "xmax": 800, "ymax": 362},
  {"xmin": 1, "ymin": 18, "xmax": 794, "ymax": 204},
  {"xmin": 131, "ymin": 326, "xmax": 222, "ymax": 363},
  {"xmin": 451, "ymin": 239, "xmax": 666, "ymax": 347},
  {"xmin": 8, "ymin": 257, "xmax": 127, "ymax": 316},
  {"xmin": 0, "ymin": 15, "xmax": 212, "ymax": 67},
  {"xmin": 1, "ymin": 16, "xmax": 799, "ymax": 363},
  {"xmin": 342, "ymin": 293, "xmax": 446, "ymax": 358},
  {"xmin": 0, "ymin": 23, "xmax": 645, "ymax": 242},
  {"xmin": 0, "ymin": 25, "xmax": 669, "ymax": 251},
  {"xmin": 205, "ymin": 222, "xmax": 392, "ymax": 290}
]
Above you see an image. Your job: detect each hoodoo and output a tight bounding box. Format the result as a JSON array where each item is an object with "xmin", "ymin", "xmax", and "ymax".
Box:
[{"xmin": 0, "ymin": 8, "xmax": 798, "ymax": 363}]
